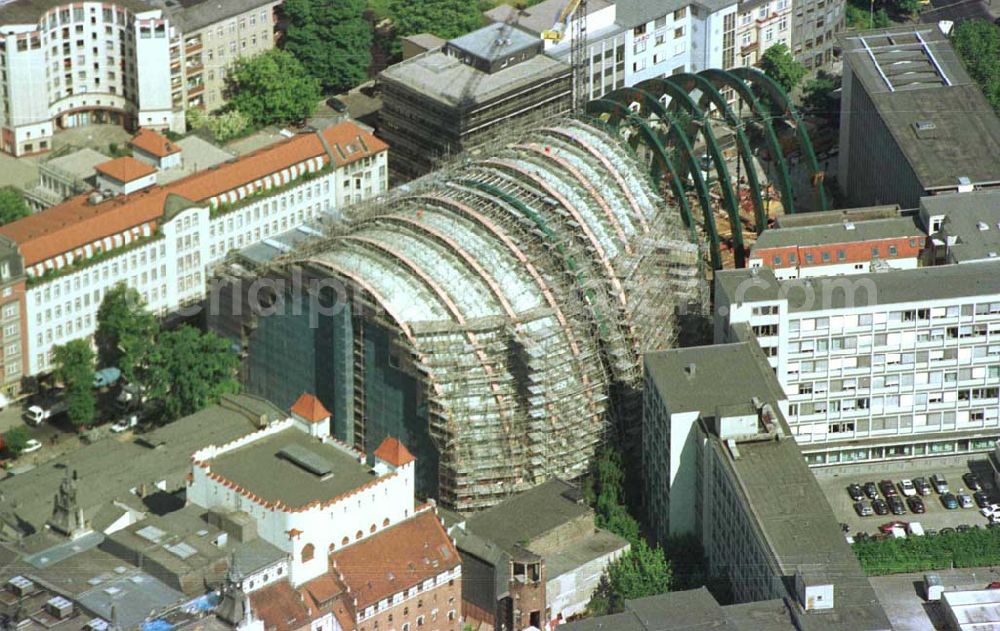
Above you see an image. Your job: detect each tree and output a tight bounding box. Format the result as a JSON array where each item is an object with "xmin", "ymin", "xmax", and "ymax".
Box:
[
  {"xmin": 284, "ymin": 0, "xmax": 372, "ymax": 93},
  {"xmin": 53, "ymin": 339, "xmax": 96, "ymax": 427},
  {"xmin": 95, "ymin": 283, "xmax": 159, "ymax": 373},
  {"xmin": 889, "ymin": 0, "xmax": 921, "ymax": 17},
  {"xmin": 585, "ymin": 447, "xmax": 642, "ymax": 547},
  {"xmin": 951, "ymin": 20, "xmax": 1000, "ymax": 115},
  {"xmin": 0, "ymin": 187, "xmax": 29, "ymax": 226},
  {"xmin": 144, "ymin": 325, "xmax": 240, "ymax": 422},
  {"xmin": 802, "ymin": 71, "xmax": 841, "ymax": 120},
  {"xmin": 226, "ymin": 49, "xmax": 321, "ymax": 128},
  {"xmin": 589, "ymin": 540, "xmax": 673, "ymax": 615},
  {"xmin": 2, "ymin": 426, "xmax": 29, "ymax": 456},
  {"xmin": 759, "ymin": 43, "xmax": 807, "ymax": 95},
  {"xmin": 387, "ymin": 0, "xmax": 482, "ymax": 54}
]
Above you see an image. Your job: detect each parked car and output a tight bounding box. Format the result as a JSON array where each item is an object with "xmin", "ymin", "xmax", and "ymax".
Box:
[
  {"xmin": 899, "ymin": 479, "xmax": 917, "ymax": 497},
  {"xmin": 940, "ymin": 492, "xmax": 959, "ymax": 509},
  {"xmin": 907, "ymin": 496, "xmax": 926, "ymax": 514},
  {"xmin": 889, "ymin": 496, "xmax": 907, "ymax": 515},
  {"xmin": 963, "ymin": 472, "xmax": 984, "ymax": 491},
  {"xmin": 326, "ymin": 97, "xmax": 348, "ymax": 113},
  {"xmin": 864, "ymin": 481, "xmax": 879, "ymax": 499},
  {"xmin": 940, "ymin": 527, "xmax": 956, "ymax": 535},
  {"xmin": 931, "ymin": 474, "xmax": 949, "ymax": 494},
  {"xmin": 847, "ymin": 483, "xmax": 865, "ymax": 501},
  {"xmin": 872, "ymin": 498, "xmax": 890, "ymax": 515},
  {"xmin": 879, "ymin": 520, "xmax": 909, "ymax": 533},
  {"xmin": 914, "ymin": 477, "xmax": 932, "ymax": 496},
  {"xmin": 879, "ymin": 479, "xmax": 898, "ymax": 497},
  {"xmin": 975, "ymin": 490, "xmax": 991, "ymax": 508},
  {"xmin": 926, "ymin": 528, "xmax": 939, "ymax": 536},
  {"xmin": 956, "ymin": 524, "xmax": 974, "ymax": 533},
  {"xmin": 958, "ymin": 493, "xmax": 975, "ymax": 509},
  {"xmin": 93, "ymin": 366, "xmax": 122, "ymax": 389},
  {"xmin": 110, "ymin": 414, "xmax": 139, "ymax": 434},
  {"xmin": 854, "ymin": 501, "xmax": 874, "ymax": 517},
  {"xmin": 21, "ymin": 439, "xmax": 42, "ymax": 454}
]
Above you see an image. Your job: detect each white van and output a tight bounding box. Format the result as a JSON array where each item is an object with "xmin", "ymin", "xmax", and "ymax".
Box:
[{"xmin": 908, "ymin": 522, "xmax": 925, "ymax": 536}]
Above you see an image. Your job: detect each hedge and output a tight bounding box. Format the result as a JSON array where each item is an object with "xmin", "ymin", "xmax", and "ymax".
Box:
[{"xmin": 853, "ymin": 527, "xmax": 1000, "ymax": 575}]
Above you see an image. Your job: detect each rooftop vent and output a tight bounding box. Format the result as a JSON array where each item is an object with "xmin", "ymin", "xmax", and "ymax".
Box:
[
  {"xmin": 978, "ymin": 221, "xmax": 989, "ymax": 231},
  {"xmin": 277, "ymin": 444, "xmax": 334, "ymax": 479},
  {"xmin": 684, "ymin": 362, "xmax": 696, "ymax": 377},
  {"xmin": 958, "ymin": 176, "xmax": 974, "ymax": 193},
  {"xmin": 914, "ymin": 120, "xmax": 936, "ymax": 132},
  {"xmin": 844, "ymin": 222, "xmax": 856, "ymax": 230}
]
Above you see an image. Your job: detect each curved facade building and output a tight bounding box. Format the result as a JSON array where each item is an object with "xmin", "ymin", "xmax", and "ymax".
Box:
[{"xmin": 223, "ymin": 119, "xmax": 704, "ymax": 510}]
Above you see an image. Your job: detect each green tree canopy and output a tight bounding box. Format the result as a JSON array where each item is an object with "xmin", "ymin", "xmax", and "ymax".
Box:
[
  {"xmin": 95, "ymin": 283, "xmax": 160, "ymax": 374},
  {"xmin": 284, "ymin": 0, "xmax": 372, "ymax": 92},
  {"xmin": 759, "ymin": 43, "xmax": 807, "ymax": 95},
  {"xmin": 387, "ymin": 0, "xmax": 482, "ymax": 54},
  {"xmin": 951, "ymin": 19, "xmax": 1000, "ymax": 114},
  {"xmin": 144, "ymin": 325, "xmax": 240, "ymax": 422},
  {"xmin": 53, "ymin": 339, "xmax": 96, "ymax": 427},
  {"xmin": 2, "ymin": 426, "xmax": 29, "ymax": 456},
  {"xmin": 0, "ymin": 187, "xmax": 29, "ymax": 226},
  {"xmin": 586, "ymin": 447, "xmax": 642, "ymax": 547},
  {"xmin": 589, "ymin": 540, "xmax": 673, "ymax": 615},
  {"xmin": 802, "ymin": 70, "xmax": 841, "ymax": 120},
  {"xmin": 226, "ymin": 49, "xmax": 321, "ymax": 128}
]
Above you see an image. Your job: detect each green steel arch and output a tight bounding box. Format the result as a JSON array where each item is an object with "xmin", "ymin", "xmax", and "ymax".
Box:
[
  {"xmin": 730, "ymin": 67, "xmax": 829, "ymax": 212},
  {"xmin": 698, "ymin": 68, "xmax": 796, "ymax": 216},
  {"xmin": 671, "ymin": 72, "xmax": 767, "ymax": 233},
  {"xmin": 634, "ymin": 78, "xmax": 746, "ymax": 267},
  {"xmin": 587, "ymin": 96, "xmax": 723, "ymax": 270}
]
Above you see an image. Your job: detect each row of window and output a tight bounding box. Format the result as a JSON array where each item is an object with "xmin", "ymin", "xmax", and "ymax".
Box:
[
  {"xmin": 792, "ymin": 385, "xmax": 1000, "ymax": 416},
  {"xmin": 786, "ymin": 303, "xmax": 1000, "ymax": 334},
  {"xmin": 803, "ymin": 436, "xmax": 999, "ymax": 465},
  {"xmin": 795, "ymin": 365, "xmax": 999, "ymax": 396}
]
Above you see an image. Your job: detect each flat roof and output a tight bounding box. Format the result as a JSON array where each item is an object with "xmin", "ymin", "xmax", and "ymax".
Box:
[
  {"xmin": 205, "ymin": 427, "xmax": 377, "ymax": 509},
  {"xmin": 644, "ymin": 343, "xmax": 786, "ymax": 416},
  {"xmin": 752, "ymin": 216, "xmax": 923, "ymax": 251},
  {"xmin": 775, "ymin": 205, "xmax": 903, "ymax": 228},
  {"xmin": 716, "ymin": 260, "xmax": 1000, "ymax": 312},
  {"xmin": 840, "ymin": 26, "xmax": 1000, "ymax": 190},
  {"xmin": 485, "ymin": 0, "xmax": 613, "ymax": 35},
  {"xmin": 925, "ymin": 190, "xmax": 1000, "ymax": 261},
  {"xmin": 711, "ymin": 417, "xmax": 891, "ymax": 630},
  {"xmin": 44, "ymin": 148, "xmax": 112, "ymax": 182},
  {"xmin": 463, "ymin": 479, "xmax": 591, "ymax": 553},
  {"xmin": 150, "ymin": 0, "xmax": 276, "ymax": 33},
  {"xmin": 942, "ymin": 589, "xmax": 1000, "ymax": 629},
  {"xmin": 448, "ymin": 22, "xmax": 539, "ymax": 62},
  {"xmin": 0, "ymin": 394, "xmax": 274, "ymax": 536},
  {"xmin": 380, "ymin": 47, "xmax": 571, "ymax": 107}
]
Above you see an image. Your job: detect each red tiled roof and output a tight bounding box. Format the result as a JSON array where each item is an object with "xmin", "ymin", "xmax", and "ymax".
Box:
[
  {"xmin": 130, "ymin": 128, "xmax": 181, "ymax": 157},
  {"xmin": 329, "ymin": 510, "xmax": 458, "ymax": 610},
  {"xmin": 290, "ymin": 393, "xmax": 330, "ymax": 423},
  {"xmin": 374, "ymin": 437, "xmax": 415, "ymax": 467},
  {"xmin": 95, "ymin": 156, "xmax": 157, "ymax": 183},
  {"xmin": 249, "ymin": 581, "xmax": 312, "ymax": 631},
  {"xmin": 0, "ymin": 122, "xmax": 385, "ymax": 268}
]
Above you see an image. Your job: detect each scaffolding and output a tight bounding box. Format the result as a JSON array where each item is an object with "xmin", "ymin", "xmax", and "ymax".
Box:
[{"xmin": 226, "ymin": 117, "xmax": 705, "ymax": 511}]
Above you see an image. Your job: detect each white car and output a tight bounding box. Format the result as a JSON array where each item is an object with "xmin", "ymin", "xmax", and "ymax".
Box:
[
  {"xmin": 21, "ymin": 438, "xmax": 42, "ymax": 454},
  {"xmin": 899, "ymin": 479, "xmax": 917, "ymax": 497},
  {"xmin": 110, "ymin": 415, "xmax": 138, "ymax": 433}
]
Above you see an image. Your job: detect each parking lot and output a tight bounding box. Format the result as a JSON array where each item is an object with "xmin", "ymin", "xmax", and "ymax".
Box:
[{"xmin": 815, "ymin": 458, "xmax": 999, "ymax": 536}]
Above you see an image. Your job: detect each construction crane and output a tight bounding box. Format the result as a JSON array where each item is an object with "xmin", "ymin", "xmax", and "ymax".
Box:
[{"xmin": 541, "ymin": 0, "xmax": 589, "ymax": 112}]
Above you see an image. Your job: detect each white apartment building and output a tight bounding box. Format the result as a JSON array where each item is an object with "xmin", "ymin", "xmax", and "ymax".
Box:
[
  {"xmin": 716, "ymin": 262, "xmax": 1000, "ymax": 466},
  {"xmin": 732, "ymin": 0, "xmax": 793, "ymax": 68},
  {"xmin": 0, "ymin": 0, "xmax": 281, "ymax": 157},
  {"xmin": 0, "ymin": 122, "xmax": 387, "ymax": 384},
  {"xmin": 188, "ymin": 395, "xmax": 418, "ymax": 586}
]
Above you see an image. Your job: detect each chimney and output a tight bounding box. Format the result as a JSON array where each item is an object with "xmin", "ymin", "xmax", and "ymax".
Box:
[{"xmin": 684, "ymin": 363, "xmax": 696, "ymax": 377}]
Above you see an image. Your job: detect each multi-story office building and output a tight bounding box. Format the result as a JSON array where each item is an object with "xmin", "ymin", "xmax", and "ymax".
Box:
[
  {"xmin": 0, "ymin": 121, "xmax": 386, "ymax": 390},
  {"xmin": 642, "ymin": 342, "xmax": 890, "ymax": 629},
  {"xmin": 839, "ymin": 26, "xmax": 1000, "ymax": 209},
  {"xmin": 790, "ymin": 0, "xmax": 842, "ymax": 68},
  {"xmin": 0, "ymin": 0, "xmax": 282, "ymax": 156},
  {"xmin": 715, "ymin": 260, "xmax": 1000, "ymax": 466}
]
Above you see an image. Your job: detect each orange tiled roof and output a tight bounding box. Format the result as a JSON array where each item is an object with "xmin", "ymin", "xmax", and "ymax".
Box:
[
  {"xmin": 0, "ymin": 122, "xmax": 385, "ymax": 268},
  {"xmin": 95, "ymin": 156, "xmax": 157, "ymax": 183},
  {"xmin": 130, "ymin": 128, "xmax": 181, "ymax": 158},
  {"xmin": 374, "ymin": 436, "xmax": 416, "ymax": 467},
  {"xmin": 290, "ymin": 393, "xmax": 330, "ymax": 423},
  {"xmin": 249, "ymin": 581, "xmax": 313, "ymax": 631},
  {"xmin": 329, "ymin": 510, "xmax": 458, "ymax": 610}
]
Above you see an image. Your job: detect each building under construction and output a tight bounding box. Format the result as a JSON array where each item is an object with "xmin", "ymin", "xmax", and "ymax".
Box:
[{"xmin": 211, "ymin": 118, "xmax": 705, "ymax": 511}]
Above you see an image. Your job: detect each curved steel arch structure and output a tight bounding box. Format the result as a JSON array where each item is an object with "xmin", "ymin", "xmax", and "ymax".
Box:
[
  {"xmin": 635, "ymin": 78, "xmax": 746, "ymax": 267},
  {"xmin": 729, "ymin": 67, "xmax": 829, "ymax": 212},
  {"xmin": 586, "ymin": 96, "xmax": 723, "ymax": 270}
]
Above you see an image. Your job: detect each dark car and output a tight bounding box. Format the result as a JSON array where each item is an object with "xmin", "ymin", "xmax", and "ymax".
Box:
[
  {"xmin": 963, "ymin": 472, "xmax": 984, "ymax": 491},
  {"xmin": 907, "ymin": 496, "xmax": 926, "ymax": 514},
  {"xmin": 864, "ymin": 481, "xmax": 879, "ymax": 499},
  {"xmin": 940, "ymin": 527, "xmax": 956, "ymax": 535},
  {"xmin": 879, "ymin": 479, "xmax": 898, "ymax": 497},
  {"xmin": 913, "ymin": 477, "xmax": 932, "ymax": 496},
  {"xmin": 847, "ymin": 483, "xmax": 864, "ymax": 501},
  {"xmin": 957, "ymin": 524, "xmax": 974, "ymax": 533},
  {"xmin": 889, "ymin": 496, "xmax": 906, "ymax": 515},
  {"xmin": 879, "ymin": 520, "xmax": 909, "ymax": 533},
  {"xmin": 854, "ymin": 501, "xmax": 874, "ymax": 517},
  {"xmin": 941, "ymin": 492, "xmax": 959, "ymax": 509},
  {"xmin": 975, "ymin": 490, "xmax": 991, "ymax": 508},
  {"xmin": 872, "ymin": 498, "xmax": 890, "ymax": 515},
  {"xmin": 326, "ymin": 97, "xmax": 348, "ymax": 113}
]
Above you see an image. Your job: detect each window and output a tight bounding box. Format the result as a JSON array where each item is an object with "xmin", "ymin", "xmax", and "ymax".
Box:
[
  {"xmin": 674, "ymin": 26, "xmax": 685, "ymax": 38},
  {"xmin": 888, "ymin": 245, "xmax": 898, "ymax": 256}
]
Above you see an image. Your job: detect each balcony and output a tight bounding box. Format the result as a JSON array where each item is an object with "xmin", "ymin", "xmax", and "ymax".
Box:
[
  {"xmin": 184, "ymin": 38, "xmax": 202, "ymax": 54},
  {"xmin": 186, "ymin": 83, "xmax": 204, "ymax": 96}
]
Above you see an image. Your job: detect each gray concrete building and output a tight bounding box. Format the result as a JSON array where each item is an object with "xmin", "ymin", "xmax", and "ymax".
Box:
[
  {"xmin": 838, "ymin": 26, "xmax": 1000, "ymax": 208},
  {"xmin": 791, "ymin": 0, "xmax": 843, "ymax": 69},
  {"xmin": 642, "ymin": 342, "xmax": 890, "ymax": 629},
  {"xmin": 378, "ymin": 22, "xmax": 572, "ymax": 180}
]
